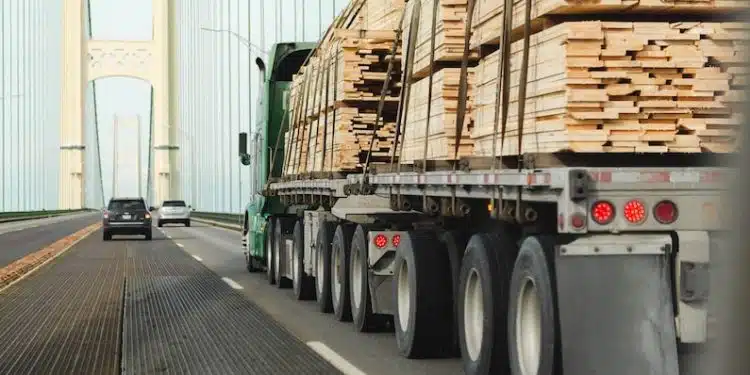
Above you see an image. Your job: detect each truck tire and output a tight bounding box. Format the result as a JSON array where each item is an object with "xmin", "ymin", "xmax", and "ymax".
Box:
[
  {"xmin": 458, "ymin": 231, "xmax": 517, "ymax": 375},
  {"xmin": 245, "ymin": 216, "xmax": 260, "ymax": 273},
  {"xmin": 331, "ymin": 223, "xmax": 355, "ymax": 322},
  {"xmin": 440, "ymin": 230, "xmax": 470, "ymax": 358},
  {"xmin": 508, "ymin": 236, "xmax": 560, "ymax": 375},
  {"xmin": 315, "ymin": 221, "xmax": 336, "ymax": 313},
  {"xmin": 293, "ymin": 219, "xmax": 315, "ymax": 300},
  {"xmin": 266, "ymin": 218, "xmax": 276, "ymax": 283},
  {"xmin": 350, "ymin": 225, "xmax": 384, "ymax": 332},
  {"xmin": 394, "ymin": 230, "xmax": 453, "ymax": 358},
  {"xmin": 274, "ymin": 217, "xmax": 293, "ymax": 288}
]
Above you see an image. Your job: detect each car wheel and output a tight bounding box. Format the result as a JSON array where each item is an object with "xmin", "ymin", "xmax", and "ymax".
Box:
[
  {"xmin": 103, "ymin": 231, "xmax": 111, "ymax": 241},
  {"xmin": 185, "ymin": 219, "xmax": 191, "ymax": 227},
  {"xmin": 145, "ymin": 230, "xmax": 153, "ymax": 241},
  {"xmin": 157, "ymin": 220, "xmax": 163, "ymax": 227}
]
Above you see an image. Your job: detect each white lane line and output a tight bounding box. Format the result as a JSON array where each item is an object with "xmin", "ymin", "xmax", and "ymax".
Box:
[
  {"xmin": 306, "ymin": 341, "xmax": 368, "ymax": 375},
  {"xmin": 176, "ymin": 243, "xmax": 184, "ymax": 248},
  {"xmin": 192, "ymin": 255, "xmax": 203, "ymax": 262},
  {"xmin": 222, "ymin": 277, "xmax": 244, "ymax": 290}
]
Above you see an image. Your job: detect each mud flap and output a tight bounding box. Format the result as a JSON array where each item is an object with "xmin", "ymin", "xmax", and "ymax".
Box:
[{"xmin": 555, "ymin": 235, "xmax": 679, "ymax": 375}]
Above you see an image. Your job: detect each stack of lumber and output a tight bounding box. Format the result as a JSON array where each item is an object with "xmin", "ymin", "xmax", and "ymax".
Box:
[
  {"xmin": 471, "ymin": 21, "xmax": 749, "ymax": 155},
  {"xmin": 401, "ymin": 67, "xmax": 476, "ymax": 163},
  {"xmin": 352, "ymin": 0, "xmax": 408, "ymax": 30},
  {"xmin": 470, "ymin": 0, "xmax": 750, "ymax": 50},
  {"xmin": 283, "ymin": 2, "xmax": 405, "ymax": 176},
  {"xmin": 403, "ymin": 0, "xmax": 479, "ymax": 80}
]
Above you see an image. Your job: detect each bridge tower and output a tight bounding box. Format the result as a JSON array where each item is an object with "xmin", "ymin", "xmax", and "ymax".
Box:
[{"xmin": 60, "ymin": 0, "xmax": 179, "ymax": 209}]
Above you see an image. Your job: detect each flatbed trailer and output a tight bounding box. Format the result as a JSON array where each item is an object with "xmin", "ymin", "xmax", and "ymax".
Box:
[{"xmin": 257, "ymin": 154, "xmax": 728, "ymax": 375}]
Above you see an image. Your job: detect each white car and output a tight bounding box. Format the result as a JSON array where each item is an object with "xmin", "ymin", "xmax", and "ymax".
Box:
[{"xmin": 156, "ymin": 200, "xmax": 192, "ymax": 227}]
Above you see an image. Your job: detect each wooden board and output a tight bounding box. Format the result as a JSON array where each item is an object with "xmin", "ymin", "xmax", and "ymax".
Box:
[
  {"xmin": 470, "ymin": 0, "xmax": 750, "ymax": 49},
  {"xmin": 471, "ymin": 21, "xmax": 748, "ymax": 156},
  {"xmin": 403, "ymin": 0, "xmax": 480, "ymax": 80},
  {"xmin": 284, "ymin": 4, "xmax": 406, "ymax": 175},
  {"xmin": 401, "ymin": 68, "xmax": 476, "ymax": 163}
]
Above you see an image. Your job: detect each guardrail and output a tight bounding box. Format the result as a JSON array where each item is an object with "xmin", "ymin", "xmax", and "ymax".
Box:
[
  {"xmin": 191, "ymin": 211, "xmax": 243, "ymax": 229},
  {"xmin": 0, "ymin": 209, "xmax": 94, "ymax": 223}
]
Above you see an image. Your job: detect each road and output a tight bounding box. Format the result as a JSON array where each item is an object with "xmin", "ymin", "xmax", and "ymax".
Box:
[
  {"xmin": 159, "ymin": 221, "xmax": 463, "ymax": 375},
  {"xmin": 0, "ymin": 212, "xmax": 101, "ymax": 268},
  {"xmin": 0, "ymin": 215, "xmax": 462, "ymax": 375}
]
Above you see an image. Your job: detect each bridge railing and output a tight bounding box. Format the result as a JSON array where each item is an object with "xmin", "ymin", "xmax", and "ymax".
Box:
[
  {"xmin": 0, "ymin": 209, "xmax": 95, "ymax": 223},
  {"xmin": 191, "ymin": 211, "xmax": 243, "ymax": 229}
]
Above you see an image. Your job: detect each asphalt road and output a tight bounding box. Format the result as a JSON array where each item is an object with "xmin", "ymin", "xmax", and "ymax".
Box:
[
  {"xmin": 0, "ymin": 212, "xmax": 101, "ymax": 268},
  {"xmin": 159, "ymin": 221, "xmax": 463, "ymax": 375}
]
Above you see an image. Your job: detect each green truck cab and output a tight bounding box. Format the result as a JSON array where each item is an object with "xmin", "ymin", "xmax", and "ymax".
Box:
[{"xmin": 238, "ymin": 42, "xmax": 314, "ymax": 272}]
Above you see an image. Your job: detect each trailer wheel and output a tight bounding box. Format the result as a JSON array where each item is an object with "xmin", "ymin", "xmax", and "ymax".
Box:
[
  {"xmin": 331, "ymin": 223, "xmax": 355, "ymax": 322},
  {"xmin": 274, "ymin": 217, "xmax": 293, "ymax": 289},
  {"xmin": 394, "ymin": 230, "xmax": 453, "ymax": 358},
  {"xmin": 508, "ymin": 236, "xmax": 560, "ymax": 375},
  {"xmin": 315, "ymin": 221, "xmax": 336, "ymax": 313},
  {"xmin": 350, "ymin": 225, "xmax": 384, "ymax": 332},
  {"xmin": 440, "ymin": 230, "xmax": 470, "ymax": 358},
  {"xmin": 265, "ymin": 218, "xmax": 276, "ymax": 283},
  {"xmin": 458, "ymin": 232, "xmax": 517, "ymax": 375},
  {"xmin": 293, "ymin": 219, "xmax": 315, "ymax": 300}
]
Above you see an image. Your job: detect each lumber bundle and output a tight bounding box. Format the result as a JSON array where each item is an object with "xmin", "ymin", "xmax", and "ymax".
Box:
[
  {"xmin": 471, "ymin": 21, "xmax": 748, "ymax": 155},
  {"xmin": 403, "ymin": 0, "xmax": 479, "ymax": 80},
  {"xmin": 401, "ymin": 68, "xmax": 476, "ymax": 163},
  {"xmin": 284, "ymin": 6, "xmax": 405, "ymax": 176},
  {"xmin": 470, "ymin": 0, "xmax": 750, "ymax": 49},
  {"xmin": 352, "ymin": 0, "xmax": 408, "ymax": 30}
]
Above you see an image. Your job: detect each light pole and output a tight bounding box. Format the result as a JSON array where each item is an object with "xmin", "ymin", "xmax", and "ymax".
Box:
[{"xmin": 200, "ymin": 27, "xmax": 268, "ymax": 57}]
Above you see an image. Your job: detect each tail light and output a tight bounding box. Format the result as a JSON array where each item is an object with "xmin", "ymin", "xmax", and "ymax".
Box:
[
  {"xmin": 653, "ymin": 200, "xmax": 678, "ymax": 224},
  {"xmin": 623, "ymin": 199, "xmax": 647, "ymax": 224},
  {"xmin": 145, "ymin": 213, "xmax": 151, "ymax": 219},
  {"xmin": 590, "ymin": 201, "xmax": 615, "ymax": 225},
  {"xmin": 391, "ymin": 234, "xmax": 401, "ymax": 247},
  {"xmin": 373, "ymin": 234, "xmax": 388, "ymax": 248},
  {"xmin": 103, "ymin": 210, "xmax": 109, "ymax": 219}
]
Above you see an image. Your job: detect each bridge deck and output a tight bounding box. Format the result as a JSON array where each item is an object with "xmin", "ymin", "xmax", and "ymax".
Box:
[{"xmin": 0, "ymin": 229, "xmax": 340, "ymax": 375}]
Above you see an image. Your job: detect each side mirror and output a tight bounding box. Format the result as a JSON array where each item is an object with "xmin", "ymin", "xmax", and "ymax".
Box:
[
  {"xmin": 239, "ymin": 132, "xmax": 248, "ymax": 156},
  {"xmin": 149, "ymin": 206, "xmax": 155, "ymax": 211}
]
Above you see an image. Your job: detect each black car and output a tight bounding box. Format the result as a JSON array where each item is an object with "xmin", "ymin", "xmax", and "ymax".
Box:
[{"xmin": 102, "ymin": 197, "xmax": 153, "ymax": 241}]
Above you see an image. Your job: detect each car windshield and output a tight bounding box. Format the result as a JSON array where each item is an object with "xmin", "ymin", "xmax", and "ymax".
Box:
[
  {"xmin": 108, "ymin": 199, "xmax": 146, "ymax": 211},
  {"xmin": 163, "ymin": 200, "xmax": 186, "ymax": 207}
]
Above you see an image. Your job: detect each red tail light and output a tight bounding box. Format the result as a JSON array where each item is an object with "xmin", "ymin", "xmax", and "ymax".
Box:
[
  {"xmin": 623, "ymin": 200, "xmax": 647, "ymax": 224},
  {"xmin": 591, "ymin": 201, "xmax": 615, "ymax": 225},
  {"xmin": 374, "ymin": 234, "xmax": 387, "ymax": 248},
  {"xmin": 103, "ymin": 210, "xmax": 109, "ymax": 219},
  {"xmin": 653, "ymin": 200, "xmax": 678, "ymax": 224},
  {"xmin": 391, "ymin": 234, "xmax": 401, "ymax": 247}
]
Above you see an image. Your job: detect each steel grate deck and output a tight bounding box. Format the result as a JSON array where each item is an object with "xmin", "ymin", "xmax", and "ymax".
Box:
[{"xmin": 0, "ymin": 230, "xmax": 342, "ymax": 375}]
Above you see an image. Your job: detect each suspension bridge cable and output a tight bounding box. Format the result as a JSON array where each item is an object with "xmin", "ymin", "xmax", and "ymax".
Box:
[{"xmin": 86, "ymin": 0, "xmax": 105, "ymax": 208}]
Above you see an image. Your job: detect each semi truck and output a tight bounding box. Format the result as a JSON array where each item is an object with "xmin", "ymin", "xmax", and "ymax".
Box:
[{"xmin": 238, "ymin": 13, "xmax": 730, "ymax": 375}]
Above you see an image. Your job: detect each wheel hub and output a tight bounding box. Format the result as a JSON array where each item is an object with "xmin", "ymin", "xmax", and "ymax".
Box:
[
  {"xmin": 332, "ymin": 246, "xmax": 341, "ymax": 306},
  {"xmin": 463, "ymin": 268, "xmax": 484, "ymax": 362},
  {"xmin": 352, "ymin": 248, "xmax": 362, "ymax": 310},
  {"xmin": 397, "ymin": 260, "xmax": 410, "ymax": 331},
  {"xmin": 516, "ymin": 277, "xmax": 541, "ymax": 375},
  {"xmin": 316, "ymin": 246, "xmax": 325, "ymax": 293}
]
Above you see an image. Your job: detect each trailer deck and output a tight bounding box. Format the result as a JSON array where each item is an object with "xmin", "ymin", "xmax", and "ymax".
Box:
[{"xmin": 0, "ymin": 229, "xmax": 341, "ymax": 375}]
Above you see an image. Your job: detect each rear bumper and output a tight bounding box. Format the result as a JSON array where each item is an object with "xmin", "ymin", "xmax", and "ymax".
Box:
[
  {"xmin": 104, "ymin": 222, "xmax": 151, "ymax": 234},
  {"xmin": 158, "ymin": 217, "xmax": 190, "ymax": 223}
]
